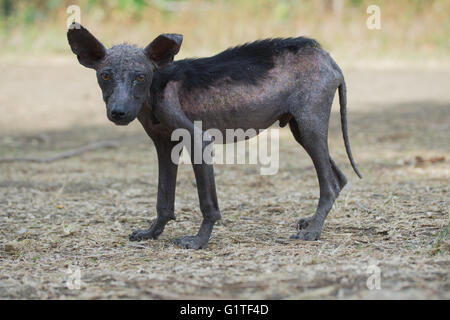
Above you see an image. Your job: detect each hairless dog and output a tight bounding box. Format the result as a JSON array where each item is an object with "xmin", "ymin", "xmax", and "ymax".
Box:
[{"xmin": 67, "ymin": 22, "xmax": 361, "ymax": 249}]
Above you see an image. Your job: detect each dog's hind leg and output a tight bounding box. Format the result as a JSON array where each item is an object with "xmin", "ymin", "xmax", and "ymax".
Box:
[{"xmin": 288, "ymin": 96, "xmax": 346, "ymax": 240}]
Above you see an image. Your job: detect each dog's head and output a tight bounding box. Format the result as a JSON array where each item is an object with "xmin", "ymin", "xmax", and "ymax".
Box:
[{"xmin": 67, "ymin": 23, "xmax": 182, "ymax": 125}]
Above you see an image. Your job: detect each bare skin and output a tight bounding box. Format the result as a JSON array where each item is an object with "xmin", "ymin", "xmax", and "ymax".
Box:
[{"xmin": 67, "ymin": 23, "xmax": 361, "ymax": 249}]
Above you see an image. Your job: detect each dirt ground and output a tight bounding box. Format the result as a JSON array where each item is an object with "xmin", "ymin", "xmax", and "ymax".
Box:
[{"xmin": 0, "ymin": 58, "xmax": 449, "ymax": 299}]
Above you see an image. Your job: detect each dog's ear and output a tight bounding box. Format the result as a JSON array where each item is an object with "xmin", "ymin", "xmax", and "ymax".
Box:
[
  {"xmin": 144, "ymin": 34, "xmax": 183, "ymax": 67},
  {"xmin": 67, "ymin": 22, "xmax": 106, "ymax": 69}
]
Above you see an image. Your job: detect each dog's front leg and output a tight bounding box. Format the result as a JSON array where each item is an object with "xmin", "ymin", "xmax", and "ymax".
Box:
[
  {"xmin": 174, "ymin": 137, "xmax": 221, "ymax": 249},
  {"xmin": 129, "ymin": 138, "xmax": 179, "ymax": 241},
  {"xmin": 154, "ymin": 81, "xmax": 221, "ymax": 249}
]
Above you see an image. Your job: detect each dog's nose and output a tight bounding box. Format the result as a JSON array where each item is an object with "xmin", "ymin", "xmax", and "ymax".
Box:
[{"xmin": 111, "ymin": 109, "xmax": 126, "ymax": 120}]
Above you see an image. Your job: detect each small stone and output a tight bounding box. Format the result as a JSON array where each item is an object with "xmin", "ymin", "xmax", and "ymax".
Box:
[{"xmin": 5, "ymin": 242, "xmax": 19, "ymax": 252}]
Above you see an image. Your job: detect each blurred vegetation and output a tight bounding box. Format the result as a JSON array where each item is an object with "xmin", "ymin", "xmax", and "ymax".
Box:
[{"xmin": 0, "ymin": 0, "xmax": 448, "ymax": 61}]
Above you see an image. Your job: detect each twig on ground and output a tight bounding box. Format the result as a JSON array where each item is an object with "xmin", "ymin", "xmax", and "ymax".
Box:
[
  {"xmin": 355, "ymin": 201, "xmax": 373, "ymax": 213},
  {"xmin": 0, "ymin": 141, "xmax": 119, "ymax": 163}
]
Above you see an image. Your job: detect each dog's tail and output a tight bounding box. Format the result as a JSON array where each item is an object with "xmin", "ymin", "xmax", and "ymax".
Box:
[{"xmin": 338, "ymin": 78, "xmax": 362, "ymax": 178}]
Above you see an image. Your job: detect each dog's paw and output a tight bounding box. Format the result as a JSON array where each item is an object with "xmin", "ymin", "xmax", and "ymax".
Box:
[
  {"xmin": 297, "ymin": 216, "xmax": 316, "ymax": 230},
  {"xmin": 290, "ymin": 229, "xmax": 321, "ymax": 241},
  {"xmin": 129, "ymin": 229, "xmax": 154, "ymax": 241},
  {"xmin": 173, "ymin": 235, "xmax": 208, "ymax": 249}
]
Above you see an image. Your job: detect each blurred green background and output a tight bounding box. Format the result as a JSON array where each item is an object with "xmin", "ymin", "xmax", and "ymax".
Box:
[{"xmin": 0, "ymin": 0, "xmax": 449, "ymax": 62}]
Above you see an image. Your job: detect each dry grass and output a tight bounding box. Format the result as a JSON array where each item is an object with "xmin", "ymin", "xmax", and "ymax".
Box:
[{"xmin": 0, "ymin": 61, "xmax": 449, "ymax": 299}]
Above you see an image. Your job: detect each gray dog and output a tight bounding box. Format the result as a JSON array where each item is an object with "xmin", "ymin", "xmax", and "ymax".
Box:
[{"xmin": 67, "ymin": 23, "xmax": 361, "ymax": 249}]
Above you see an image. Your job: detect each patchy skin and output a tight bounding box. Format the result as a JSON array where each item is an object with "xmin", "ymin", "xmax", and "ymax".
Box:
[
  {"xmin": 67, "ymin": 23, "xmax": 362, "ymax": 249},
  {"xmin": 177, "ymin": 49, "xmax": 338, "ymax": 135}
]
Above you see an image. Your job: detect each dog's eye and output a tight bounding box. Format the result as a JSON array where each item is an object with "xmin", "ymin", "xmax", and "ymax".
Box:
[
  {"xmin": 101, "ymin": 73, "xmax": 111, "ymax": 81},
  {"xmin": 136, "ymin": 74, "xmax": 145, "ymax": 82}
]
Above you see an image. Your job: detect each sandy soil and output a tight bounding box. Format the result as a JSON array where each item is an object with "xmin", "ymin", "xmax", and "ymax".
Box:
[{"xmin": 0, "ymin": 59, "xmax": 449, "ymax": 299}]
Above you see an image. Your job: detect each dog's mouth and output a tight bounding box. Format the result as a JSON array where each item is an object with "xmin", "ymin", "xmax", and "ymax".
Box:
[
  {"xmin": 111, "ymin": 118, "xmax": 134, "ymax": 126},
  {"xmin": 107, "ymin": 111, "xmax": 137, "ymax": 126}
]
